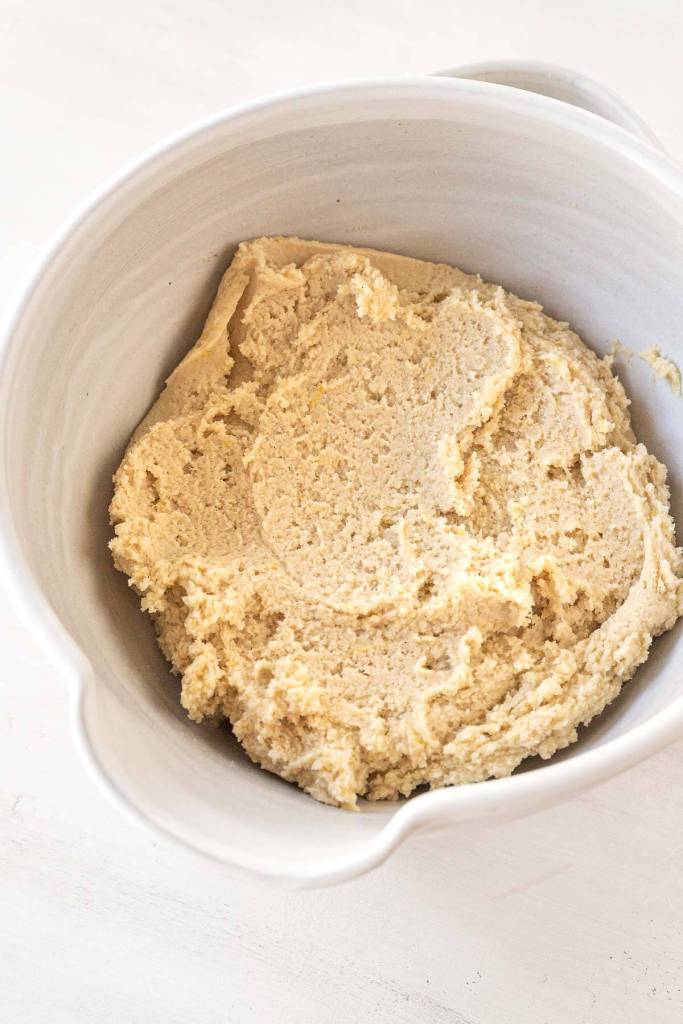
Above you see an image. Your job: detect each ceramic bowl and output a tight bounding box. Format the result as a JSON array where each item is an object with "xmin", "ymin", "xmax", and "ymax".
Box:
[{"xmin": 1, "ymin": 62, "xmax": 682, "ymax": 885}]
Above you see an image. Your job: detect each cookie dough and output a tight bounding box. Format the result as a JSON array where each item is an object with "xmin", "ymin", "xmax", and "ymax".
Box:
[
  {"xmin": 640, "ymin": 345, "xmax": 681, "ymax": 395},
  {"xmin": 110, "ymin": 237, "xmax": 683, "ymax": 808}
]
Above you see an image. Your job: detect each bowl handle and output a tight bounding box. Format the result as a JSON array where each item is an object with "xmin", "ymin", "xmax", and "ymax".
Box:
[{"xmin": 435, "ymin": 60, "xmax": 663, "ymax": 151}]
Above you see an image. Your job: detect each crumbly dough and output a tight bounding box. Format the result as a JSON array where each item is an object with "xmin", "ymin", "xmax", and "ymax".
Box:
[
  {"xmin": 608, "ymin": 340, "xmax": 681, "ymax": 397},
  {"xmin": 110, "ymin": 237, "xmax": 683, "ymax": 808},
  {"xmin": 639, "ymin": 345, "xmax": 681, "ymax": 396}
]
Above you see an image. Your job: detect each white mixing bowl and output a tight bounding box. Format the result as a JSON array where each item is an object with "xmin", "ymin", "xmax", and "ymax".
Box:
[{"xmin": 1, "ymin": 63, "xmax": 682, "ymax": 886}]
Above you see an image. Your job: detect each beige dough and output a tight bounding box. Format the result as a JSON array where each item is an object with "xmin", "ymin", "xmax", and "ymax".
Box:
[
  {"xmin": 110, "ymin": 237, "xmax": 683, "ymax": 808},
  {"xmin": 639, "ymin": 345, "xmax": 681, "ymax": 395}
]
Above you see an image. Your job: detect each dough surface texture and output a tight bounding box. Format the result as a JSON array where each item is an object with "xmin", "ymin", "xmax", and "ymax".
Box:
[{"xmin": 110, "ymin": 237, "xmax": 683, "ymax": 807}]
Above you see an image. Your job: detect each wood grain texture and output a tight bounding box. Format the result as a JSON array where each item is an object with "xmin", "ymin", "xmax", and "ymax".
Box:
[{"xmin": 1, "ymin": 1, "xmax": 683, "ymax": 1020}]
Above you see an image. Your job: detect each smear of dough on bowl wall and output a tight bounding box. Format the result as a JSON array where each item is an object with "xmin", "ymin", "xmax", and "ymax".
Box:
[{"xmin": 109, "ymin": 237, "xmax": 683, "ymax": 810}]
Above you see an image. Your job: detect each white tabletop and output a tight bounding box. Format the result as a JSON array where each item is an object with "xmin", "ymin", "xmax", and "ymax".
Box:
[{"xmin": 2, "ymin": 2, "xmax": 683, "ymax": 1021}]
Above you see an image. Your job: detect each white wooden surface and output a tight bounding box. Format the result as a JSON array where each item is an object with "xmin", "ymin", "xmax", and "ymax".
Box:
[{"xmin": 2, "ymin": 2, "xmax": 683, "ymax": 1020}]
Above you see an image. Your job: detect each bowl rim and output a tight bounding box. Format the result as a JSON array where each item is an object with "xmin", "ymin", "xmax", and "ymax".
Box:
[{"xmin": 1, "ymin": 72, "xmax": 683, "ymax": 885}]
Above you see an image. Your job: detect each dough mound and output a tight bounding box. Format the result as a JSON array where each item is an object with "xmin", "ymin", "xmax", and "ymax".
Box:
[{"xmin": 110, "ymin": 237, "xmax": 683, "ymax": 808}]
